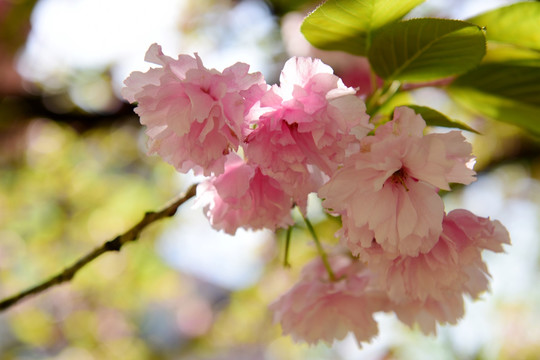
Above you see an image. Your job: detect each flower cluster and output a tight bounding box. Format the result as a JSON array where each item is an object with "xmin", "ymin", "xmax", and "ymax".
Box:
[
  {"xmin": 122, "ymin": 43, "xmax": 266, "ymax": 176},
  {"xmin": 270, "ymin": 255, "xmax": 388, "ymax": 344},
  {"xmin": 123, "ymin": 44, "xmax": 510, "ymax": 346}
]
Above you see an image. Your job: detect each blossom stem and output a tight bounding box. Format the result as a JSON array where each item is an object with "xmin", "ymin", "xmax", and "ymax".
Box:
[
  {"xmin": 379, "ymin": 81, "xmax": 401, "ymax": 107},
  {"xmin": 365, "ymin": 87, "xmax": 383, "ymax": 116},
  {"xmin": 302, "ymin": 215, "xmax": 337, "ymax": 281},
  {"xmin": 366, "ymin": 80, "xmax": 401, "ymax": 116},
  {"xmin": 283, "ymin": 225, "xmax": 293, "ymax": 268}
]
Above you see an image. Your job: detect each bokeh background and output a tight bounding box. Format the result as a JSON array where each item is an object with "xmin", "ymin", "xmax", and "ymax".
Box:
[{"xmin": 1, "ymin": 0, "xmax": 540, "ymax": 359}]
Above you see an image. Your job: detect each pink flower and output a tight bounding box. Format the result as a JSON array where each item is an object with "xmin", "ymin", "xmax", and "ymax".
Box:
[
  {"xmin": 196, "ymin": 155, "xmax": 294, "ymax": 234},
  {"xmin": 319, "ymin": 106, "xmax": 476, "ymax": 257},
  {"xmin": 361, "ymin": 209, "xmax": 510, "ymax": 304},
  {"xmin": 393, "ymin": 293, "xmax": 466, "ymax": 335},
  {"xmin": 439, "ymin": 209, "xmax": 510, "ymax": 297},
  {"xmin": 270, "ymin": 255, "xmax": 388, "ymax": 345},
  {"xmin": 245, "ymin": 57, "xmax": 371, "ymax": 204},
  {"xmin": 122, "ymin": 43, "xmax": 266, "ymax": 176}
]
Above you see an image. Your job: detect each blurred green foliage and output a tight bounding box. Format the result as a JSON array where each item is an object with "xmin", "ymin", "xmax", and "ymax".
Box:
[{"xmin": 0, "ymin": 120, "xmax": 186, "ymax": 358}]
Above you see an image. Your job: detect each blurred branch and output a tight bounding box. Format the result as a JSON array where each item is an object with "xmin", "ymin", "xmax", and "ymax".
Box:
[
  {"xmin": 0, "ymin": 183, "xmax": 198, "ymax": 312},
  {"xmin": 0, "ymin": 95, "xmax": 137, "ymax": 133}
]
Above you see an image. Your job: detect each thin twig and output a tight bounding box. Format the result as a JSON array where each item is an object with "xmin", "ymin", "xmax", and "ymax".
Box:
[{"xmin": 0, "ymin": 183, "xmax": 198, "ymax": 312}]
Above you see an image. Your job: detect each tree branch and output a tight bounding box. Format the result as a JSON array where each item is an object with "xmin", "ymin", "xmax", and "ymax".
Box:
[{"xmin": 0, "ymin": 183, "xmax": 198, "ymax": 312}]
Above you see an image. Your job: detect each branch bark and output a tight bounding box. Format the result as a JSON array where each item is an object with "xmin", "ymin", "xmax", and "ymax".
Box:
[{"xmin": 0, "ymin": 183, "xmax": 198, "ymax": 312}]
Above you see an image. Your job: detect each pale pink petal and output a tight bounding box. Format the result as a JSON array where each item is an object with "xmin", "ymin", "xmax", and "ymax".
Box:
[
  {"xmin": 319, "ymin": 106, "xmax": 477, "ymax": 258},
  {"xmin": 394, "ymin": 294, "xmax": 465, "ymax": 335},
  {"xmin": 245, "ymin": 56, "xmax": 371, "ymax": 204},
  {"xmin": 360, "ymin": 209, "xmax": 510, "ymax": 305},
  {"xmin": 196, "ymin": 155, "xmax": 294, "ymax": 234},
  {"xmin": 122, "ymin": 44, "xmax": 266, "ymax": 176},
  {"xmin": 270, "ymin": 255, "xmax": 389, "ymax": 345}
]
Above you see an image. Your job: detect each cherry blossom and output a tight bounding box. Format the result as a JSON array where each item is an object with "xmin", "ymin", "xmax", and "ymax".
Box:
[
  {"xmin": 393, "ymin": 293, "xmax": 466, "ymax": 335},
  {"xmin": 245, "ymin": 57, "xmax": 372, "ymax": 205},
  {"xmin": 319, "ymin": 106, "xmax": 476, "ymax": 257},
  {"xmin": 361, "ymin": 209, "xmax": 510, "ymax": 304},
  {"xmin": 196, "ymin": 154, "xmax": 294, "ymax": 234},
  {"xmin": 122, "ymin": 48, "xmax": 511, "ymax": 346},
  {"xmin": 271, "ymin": 206, "xmax": 511, "ymax": 342},
  {"xmin": 270, "ymin": 255, "xmax": 388, "ymax": 345},
  {"xmin": 122, "ymin": 43, "xmax": 266, "ymax": 176}
]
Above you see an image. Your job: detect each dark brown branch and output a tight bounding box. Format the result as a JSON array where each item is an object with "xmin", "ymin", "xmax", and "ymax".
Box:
[{"xmin": 0, "ymin": 183, "xmax": 198, "ymax": 312}]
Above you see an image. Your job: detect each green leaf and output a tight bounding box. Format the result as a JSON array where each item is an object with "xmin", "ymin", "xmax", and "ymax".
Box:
[
  {"xmin": 368, "ymin": 18, "xmax": 486, "ymax": 82},
  {"xmin": 468, "ymin": 2, "xmax": 540, "ymax": 51},
  {"xmin": 300, "ymin": 0, "xmax": 425, "ymax": 56},
  {"xmin": 483, "ymin": 42, "xmax": 540, "ymax": 64},
  {"xmin": 266, "ymin": 0, "xmax": 319, "ymax": 16},
  {"xmin": 404, "ymin": 105, "xmax": 480, "ymax": 133},
  {"xmin": 448, "ymin": 63, "xmax": 540, "ymax": 135}
]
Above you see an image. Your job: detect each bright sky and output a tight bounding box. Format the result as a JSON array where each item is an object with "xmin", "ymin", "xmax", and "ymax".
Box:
[{"xmin": 17, "ymin": 0, "xmax": 279, "ymax": 95}]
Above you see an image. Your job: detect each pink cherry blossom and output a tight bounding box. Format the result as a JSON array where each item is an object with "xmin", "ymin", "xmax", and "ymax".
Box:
[
  {"xmin": 196, "ymin": 155, "xmax": 294, "ymax": 234},
  {"xmin": 319, "ymin": 106, "xmax": 476, "ymax": 257},
  {"xmin": 360, "ymin": 209, "xmax": 510, "ymax": 304},
  {"xmin": 244, "ymin": 57, "xmax": 372, "ymax": 204},
  {"xmin": 122, "ymin": 43, "xmax": 266, "ymax": 176},
  {"xmin": 439, "ymin": 209, "xmax": 510, "ymax": 297},
  {"xmin": 393, "ymin": 293, "xmax": 466, "ymax": 335},
  {"xmin": 270, "ymin": 255, "xmax": 388, "ymax": 345}
]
